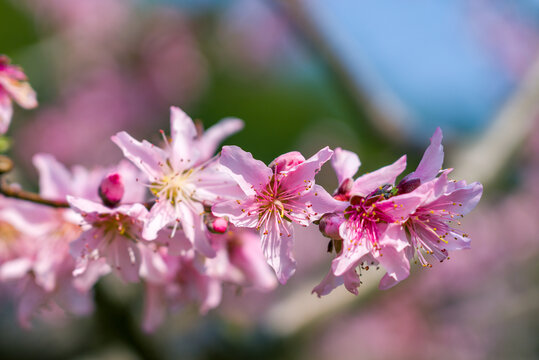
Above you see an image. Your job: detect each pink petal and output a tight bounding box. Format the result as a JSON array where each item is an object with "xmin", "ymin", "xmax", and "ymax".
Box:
[
  {"xmin": 313, "ymin": 263, "xmax": 361, "ymax": 297},
  {"xmin": 196, "ymin": 117, "xmax": 244, "ymax": 163},
  {"xmin": 260, "ymin": 218, "xmax": 296, "ymax": 284},
  {"xmin": 156, "ymin": 229, "xmax": 192, "ymax": 256},
  {"xmin": 0, "ymin": 76, "xmax": 37, "ymax": 109},
  {"xmin": 199, "ymin": 277, "xmax": 222, "ymax": 314},
  {"xmin": 106, "ymin": 238, "xmax": 141, "ymax": 283},
  {"xmin": 112, "ymin": 131, "xmax": 167, "ymax": 181},
  {"xmin": 343, "ymin": 268, "xmax": 361, "ymax": 295},
  {"xmin": 378, "ymin": 190, "xmax": 425, "ymax": 224},
  {"xmin": 294, "ymin": 184, "xmax": 348, "ymax": 225},
  {"xmin": 269, "ymin": 151, "xmax": 306, "ymax": 173},
  {"xmin": 73, "ymin": 258, "xmax": 110, "ymax": 291},
  {"xmin": 331, "ymin": 222, "xmax": 370, "ymax": 276},
  {"xmin": 377, "ymin": 223, "xmax": 410, "ymax": 252},
  {"xmin": 33, "ymin": 153, "xmax": 73, "ymax": 200},
  {"xmin": 143, "ymin": 200, "xmax": 177, "ymax": 240},
  {"xmin": 376, "ymin": 225, "xmax": 410, "ymax": 290},
  {"xmin": 377, "ymin": 247, "xmax": 410, "ymax": 290},
  {"xmin": 0, "ymin": 200, "xmax": 57, "ymax": 236},
  {"xmin": 0, "ymin": 94, "xmax": 13, "ymax": 134},
  {"xmin": 408, "ymin": 127, "xmax": 444, "ymax": 183},
  {"xmin": 212, "ymin": 198, "xmax": 259, "ymax": 228},
  {"xmin": 351, "ymin": 155, "xmax": 407, "ymax": 196},
  {"xmin": 280, "ymin": 146, "xmax": 333, "ymax": 191},
  {"xmin": 436, "ymin": 182, "xmax": 483, "ymax": 215},
  {"xmin": 228, "ymin": 230, "xmax": 277, "ymax": 291},
  {"xmin": 219, "ymin": 145, "xmax": 272, "ymax": 196},
  {"xmin": 115, "ymin": 160, "xmax": 148, "ymax": 204},
  {"xmin": 169, "ymin": 106, "xmax": 200, "ymax": 169},
  {"xmin": 67, "ymin": 196, "xmax": 111, "ymax": 215},
  {"xmin": 312, "ymin": 269, "xmax": 344, "ymax": 297},
  {"xmin": 178, "ymin": 202, "xmax": 215, "ymax": 258},
  {"xmin": 139, "ymin": 245, "xmax": 169, "ymax": 284},
  {"xmin": 331, "ymin": 147, "xmax": 361, "ymax": 185},
  {"xmin": 0, "ymin": 258, "xmax": 33, "ymax": 281},
  {"xmin": 190, "ymin": 161, "xmax": 245, "ymax": 202},
  {"xmin": 443, "ymin": 232, "xmax": 472, "ymax": 251}
]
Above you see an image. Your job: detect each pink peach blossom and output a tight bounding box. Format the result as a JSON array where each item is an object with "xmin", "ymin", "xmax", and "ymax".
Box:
[
  {"xmin": 112, "ymin": 106, "xmax": 243, "ymax": 257},
  {"xmin": 213, "ymin": 146, "xmax": 344, "ymax": 283},
  {"xmin": 0, "ymin": 55, "xmax": 37, "ymax": 134},
  {"xmin": 68, "ymin": 196, "xmax": 148, "ymax": 283}
]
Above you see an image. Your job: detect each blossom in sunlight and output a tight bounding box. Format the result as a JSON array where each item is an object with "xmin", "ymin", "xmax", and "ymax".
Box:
[
  {"xmin": 398, "ymin": 128, "xmax": 483, "ymax": 275},
  {"xmin": 329, "ymin": 154, "xmax": 423, "ymax": 289},
  {"xmin": 314, "ymin": 142, "xmax": 430, "ymax": 296},
  {"xmin": 112, "ymin": 106, "xmax": 243, "ymax": 257},
  {"xmin": 68, "ymin": 195, "xmax": 148, "ymax": 283},
  {"xmin": 315, "ymin": 128, "xmax": 482, "ymax": 296},
  {"xmin": 0, "ymin": 55, "xmax": 38, "ymax": 134},
  {"xmin": 212, "ymin": 146, "xmax": 344, "ymax": 284}
]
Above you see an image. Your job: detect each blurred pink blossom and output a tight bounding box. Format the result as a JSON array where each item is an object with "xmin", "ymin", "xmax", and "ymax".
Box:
[{"xmin": 0, "ymin": 55, "xmax": 37, "ymax": 134}]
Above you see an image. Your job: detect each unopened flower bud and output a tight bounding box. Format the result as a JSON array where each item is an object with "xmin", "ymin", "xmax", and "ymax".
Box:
[
  {"xmin": 397, "ymin": 176, "xmax": 421, "ymax": 194},
  {"xmin": 269, "ymin": 151, "xmax": 305, "ymax": 173},
  {"xmin": 319, "ymin": 212, "xmax": 344, "ymax": 240},
  {"xmin": 334, "ymin": 177, "xmax": 353, "ymax": 200},
  {"xmin": 206, "ymin": 214, "xmax": 228, "ymax": 234},
  {"xmin": 99, "ymin": 173, "xmax": 124, "ymax": 208}
]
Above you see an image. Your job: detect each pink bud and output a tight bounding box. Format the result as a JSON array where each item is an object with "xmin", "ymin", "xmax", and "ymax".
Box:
[
  {"xmin": 212, "ymin": 217, "xmax": 228, "ymax": 233},
  {"xmin": 333, "ymin": 177, "xmax": 353, "ymax": 201},
  {"xmin": 397, "ymin": 176, "xmax": 421, "ymax": 194},
  {"xmin": 205, "ymin": 214, "xmax": 228, "ymax": 234},
  {"xmin": 319, "ymin": 212, "xmax": 344, "ymax": 240},
  {"xmin": 269, "ymin": 151, "xmax": 305, "ymax": 173},
  {"xmin": 99, "ymin": 173, "xmax": 124, "ymax": 207}
]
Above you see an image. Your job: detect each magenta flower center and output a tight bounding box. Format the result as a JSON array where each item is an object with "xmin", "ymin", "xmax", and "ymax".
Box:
[
  {"xmin": 243, "ymin": 173, "xmax": 314, "ymax": 236},
  {"xmin": 343, "ymin": 193, "xmax": 395, "ymax": 251}
]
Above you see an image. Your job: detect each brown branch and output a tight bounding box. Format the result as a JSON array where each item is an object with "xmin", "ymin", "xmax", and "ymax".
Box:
[
  {"xmin": 0, "ymin": 179, "xmax": 157, "ymax": 210},
  {"xmin": 0, "ymin": 177, "xmax": 70, "ymax": 208}
]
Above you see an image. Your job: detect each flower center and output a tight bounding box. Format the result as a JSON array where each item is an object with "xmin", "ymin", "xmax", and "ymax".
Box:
[
  {"xmin": 151, "ymin": 169, "xmax": 195, "ymax": 205},
  {"xmin": 405, "ymin": 202, "xmax": 467, "ymax": 267},
  {"xmin": 94, "ymin": 213, "xmax": 139, "ymax": 242},
  {"xmin": 343, "ymin": 194, "xmax": 395, "ymax": 251}
]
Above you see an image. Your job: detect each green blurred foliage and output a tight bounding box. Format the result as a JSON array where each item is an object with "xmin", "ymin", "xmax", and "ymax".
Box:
[{"xmin": 0, "ymin": 0, "xmax": 38, "ymax": 54}]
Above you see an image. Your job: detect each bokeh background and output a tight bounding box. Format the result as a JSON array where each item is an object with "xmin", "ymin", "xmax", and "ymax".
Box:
[{"xmin": 1, "ymin": 0, "xmax": 539, "ymax": 359}]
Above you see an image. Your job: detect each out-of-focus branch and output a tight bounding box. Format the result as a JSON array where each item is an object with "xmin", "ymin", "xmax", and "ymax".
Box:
[
  {"xmin": 266, "ymin": 0, "xmax": 401, "ymax": 137},
  {"xmin": 264, "ymin": 268, "xmax": 382, "ymax": 336},
  {"xmin": 0, "ymin": 154, "xmax": 70, "ymax": 208},
  {"xmin": 0, "ymin": 178, "xmax": 70, "ymax": 208},
  {"xmin": 451, "ymin": 53, "xmax": 539, "ymax": 183},
  {"xmin": 0, "ymin": 155, "xmax": 155, "ymax": 210}
]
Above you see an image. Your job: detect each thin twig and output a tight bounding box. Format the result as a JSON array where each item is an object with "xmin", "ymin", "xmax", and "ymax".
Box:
[
  {"xmin": 0, "ymin": 178, "xmax": 70, "ymax": 208},
  {"xmin": 0, "ymin": 178, "xmax": 156, "ymax": 210}
]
